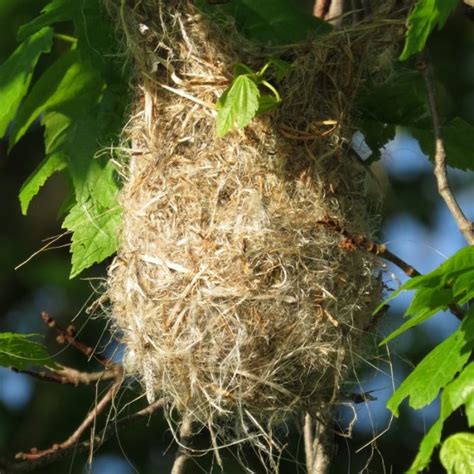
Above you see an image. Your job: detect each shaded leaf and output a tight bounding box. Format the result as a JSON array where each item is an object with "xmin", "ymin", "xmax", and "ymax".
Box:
[
  {"xmin": 257, "ymin": 95, "xmax": 280, "ymax": 115},
  {"xmin": 17, "ymin": 0, "xmax": 71, "ymax": 41},
  {"xmin": 0, "ymin": 332, "xmax": 56, "ymax": 369},
  {"xmin": 216, "ymin": 75, "xmax": 260, "ymax": 136},
  {"xmin": 0, "ymin": 27, "xmax": 54, "ymax": 138},
  {"xmin": 267, "ymin": 58, "xmax": 292, "ymax": 82},
  {"xmin": 8, "ymin": 49, "xmax": 103, "ymax": 149},
  {"xmin": 19, "ymin": 153, "xmax": 67, "ymax": 215},
  {"xmin": 357, "ymin": 71, "xmax": 429, "ymax": 128},
  {"xmin": 400, "ymin": 0, "xmax": 459, "ymax": 61},
  {"xmin": 412, "ymin": 117, "xmax": 474, "ymax": 171},
  {"xmin": 453, "ymin": 270, "xmax": 474, "ymax": 305},
  {"xmin": 197, "ymin": 0, "xmax": 331, "ymax": 45},
  {"xmin": 357, "ymin": 120, "xmax": 396, "ymax": 163},
  {"xmin": 42, "ymin": 108, "xmax": 114, "ymax": 207},
  {"xmin": 73, "ymin": 0, "xmax": 127, "ymax": 82},
  {"xmin": 408, "ymin": 418, "xmax": 444, "ymax": 473}
]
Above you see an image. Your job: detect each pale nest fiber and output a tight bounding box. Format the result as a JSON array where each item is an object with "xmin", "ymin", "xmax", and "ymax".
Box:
[{"xmin": 106, "ymin": 0, "xmax": 403, "ymax": 456}]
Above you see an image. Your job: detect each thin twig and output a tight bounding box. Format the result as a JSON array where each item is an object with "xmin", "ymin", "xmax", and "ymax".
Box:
[
  {"xmin": 171, "ymin": 416, "xmax": 193, "ymax": 474},
  {"xmin": 418, "ymin": 57, "xmax": 474, "ymax": 246},
  {"xmin": 318, "ymin": 217, "xmax": 465, "ymax": 320},
  {"xmin": 317, "ymin": 217, "xmax": 420, "ymax": 277},
  {"xmin": 41, "ymin": 312, "xmax": 111, "ymax": 365},
  {"xmin": 11, "ymin": 365, "xmax": 119, "ymax": 386},
  {"xmin": 2, "ymin": 399, "xmax": 165, "ymax": 473},
  {"xmin": 15, "ymin": 379, "xmax": 122, "ymax": 462}
]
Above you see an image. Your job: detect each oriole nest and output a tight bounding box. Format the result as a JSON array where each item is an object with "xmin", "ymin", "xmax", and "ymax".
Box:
[{"xmin": 105, "ymin": 0, "xmax": 404, "ymax": 463}]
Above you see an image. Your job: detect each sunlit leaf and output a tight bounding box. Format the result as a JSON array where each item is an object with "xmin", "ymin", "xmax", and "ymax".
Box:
[
  {"xmin": 0, "ymin": 27, "xmax": 53, "ymax": 138},
  {"xmin": 387, "ymin": 310, "xmax": 474, "ymax": 416},
  {"xmin": 440, "ymin": 433, "xmax": 474, "ymax": 474},
  {"xmin": 409, "ymin": 362, "xmax": 474, "ymax": 471},
  {"xmin": 63, "ymin": 185, "xmax": 121, "ymax": 278},
  {"xmin": 400, "ymin": 0, "xmax": 459, "ymax": 60},
  {"xmin": 216, "ymin": 75, "xmax": 260, "ymax": 136}
]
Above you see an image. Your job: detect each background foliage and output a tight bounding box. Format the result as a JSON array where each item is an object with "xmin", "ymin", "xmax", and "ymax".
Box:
[{"xmin": 0, "ymin": 0, "xmax": 473, "ymax": 472}]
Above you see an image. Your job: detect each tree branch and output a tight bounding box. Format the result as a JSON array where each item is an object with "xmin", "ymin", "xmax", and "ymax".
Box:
[
  {"xmin": 304, "ymin": 408, "xmax": 335, "ymax": 474},
  {"xmin": 15, "ymin": 380, "xmax": 122, "ymax": 462},
  {"xmin": 317, "ymin": 217, "xmax": 465, "ymax": 320},
  {"xmin": 11, "ymin": 365, "xmax": 120, "ymax": 386},
  {"xmin": 418, "ymin": 58, "xmax": 474, "ymax": 246},
  {"xmin": 317, "ymin": 217, "xmax": 420, "ymax": 277},
  {"xmin": 41, "ymin": 311, "xmax": 111, "ymax": 366},
  {"xmin": 304, "ymin": 413, "xmax": 315, "ymax": 471},
  {"xmin": 1, "ymin": 398, "xmax": 166, "ymax": 472},
  {"xmin": 171, "ymin": 416, "xmax": 193, "ymax": 474}
]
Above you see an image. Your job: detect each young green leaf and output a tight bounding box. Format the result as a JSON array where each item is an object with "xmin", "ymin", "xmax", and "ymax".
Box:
[
  {"xmin": 0, "ymin": 27, "xmax": 54, "ymax": 138},
  {"xmin": 233, "ymin": 63, "xmax": 254, "ymax": 77},
  {"xmin": 399, "ymin": 0, "xmax": 459, "ymax": 61},
  {"xmin": 216, "ymin": 75, "xmax": 260, "ymax": 136},
  {"xmin": 0, "ymin": 332, "xmax": 56, "ymax": 369},
  {"xmin": 19, "ymin": 153, "xmax": 67, "ymax": 215},
  {"xmin": 440, "ymin": 433, "xmax": 474, "ymax": 474},
  {"xmin": 387, "ymin": 311, "xmax": 474, "ymax": 416},
  {"xmin": 378, "ymin": 247, "xmax": 474, "ymax": 341}
]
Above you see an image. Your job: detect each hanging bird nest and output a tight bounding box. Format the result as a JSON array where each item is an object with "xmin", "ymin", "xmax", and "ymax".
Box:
[{"xmin": 105, "ymin": 0, "xmax": 406, "ymax": 462}]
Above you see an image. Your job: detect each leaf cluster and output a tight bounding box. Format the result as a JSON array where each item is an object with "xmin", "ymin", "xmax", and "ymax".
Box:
[
  {"xmin": 0, "ymin": 0, "xmax": 129, "ymax": 279},
  {"xmin": 382, "ymin": 247, "xmax": 474, "ymax": 472}
]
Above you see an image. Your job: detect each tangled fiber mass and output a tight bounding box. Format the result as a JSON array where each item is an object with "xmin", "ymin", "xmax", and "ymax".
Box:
[{"xmin": 106, "ymin": 0, "xmax": 404, "ymax": 456}]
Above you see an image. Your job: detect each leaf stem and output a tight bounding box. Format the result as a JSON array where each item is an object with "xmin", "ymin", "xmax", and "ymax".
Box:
[
  {"xmin": 53, "ymin": 33, "xmax": 77, "ymax": 44},
  {"xmin": 261, "ymin": 80, "xmax": 281, "ymax": 102},
  {"xmin": 418, "ymin": 56, "xmax": 474, "ymax": 246}
]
